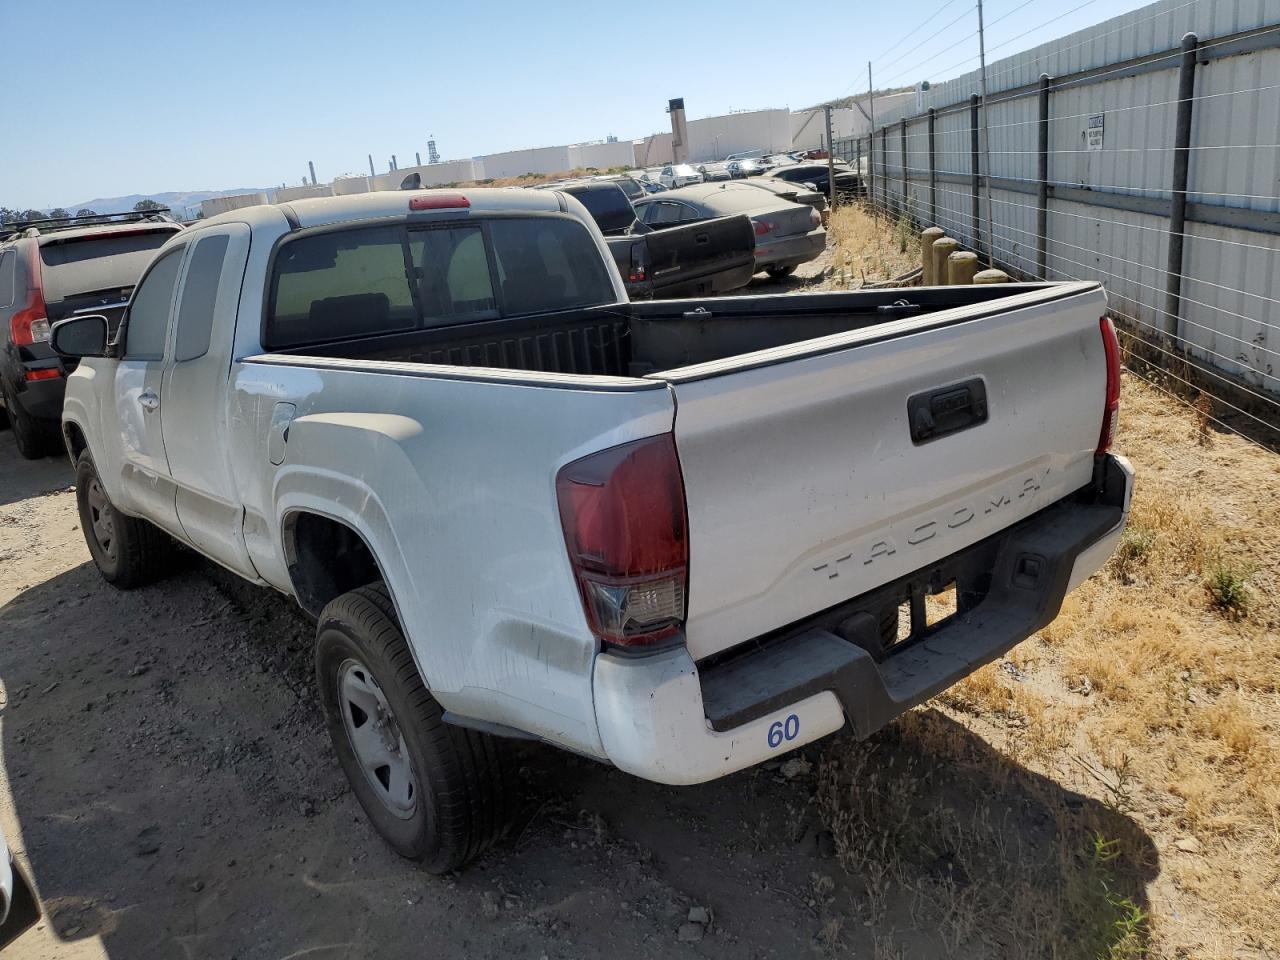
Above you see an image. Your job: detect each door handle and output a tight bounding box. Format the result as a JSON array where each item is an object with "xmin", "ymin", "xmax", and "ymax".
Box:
[{"xmin": 138, "ymin": 389, "xmax": 159, "ymax": 413}]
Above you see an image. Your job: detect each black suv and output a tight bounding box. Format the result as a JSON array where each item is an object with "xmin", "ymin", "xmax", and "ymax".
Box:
[{"xmin": 0, "ymin": 211, "xmax": 182, "ymax": 457}]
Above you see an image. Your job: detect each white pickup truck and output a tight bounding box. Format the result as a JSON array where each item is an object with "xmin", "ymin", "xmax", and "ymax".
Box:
[{"xmin": 52, "ymin": 188, "xmax": 1133, "ymax": 872}]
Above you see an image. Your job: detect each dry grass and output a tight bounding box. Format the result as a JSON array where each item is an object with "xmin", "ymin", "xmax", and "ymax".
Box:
[
  {"xmin": 813, "ymin": 204, "xmax": 1280, "ymax": 959},
  {"xmin": 825, "ymin": 203, "xmax": 920, "ymax": 288}
]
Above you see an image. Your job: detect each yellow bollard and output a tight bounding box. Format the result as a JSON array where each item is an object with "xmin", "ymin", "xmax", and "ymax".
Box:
[
  {"xmin": 948, "ymin": 251, "xmax": 979, "ymax": 285},
  {"xmin": 931, "ymin": 237, "xmax": 959, "ymax": 288},
  {"xmin": 920, "ymin": 227, "xmax": 945, "ymax": 284},
  {"xmin": 974, "ymin": 268, "xmax": 1012, "ymax": 284}
]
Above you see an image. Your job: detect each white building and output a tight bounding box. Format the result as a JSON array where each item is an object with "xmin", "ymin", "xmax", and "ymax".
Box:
[{"xmin": 200, "ymin": 192, "xmax": 269, "ymax": 218}]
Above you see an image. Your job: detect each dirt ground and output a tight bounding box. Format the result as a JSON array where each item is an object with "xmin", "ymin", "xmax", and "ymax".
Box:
[{"xmin": 1, "ymin": 214, "xmax": 1276, "ymax": 959}]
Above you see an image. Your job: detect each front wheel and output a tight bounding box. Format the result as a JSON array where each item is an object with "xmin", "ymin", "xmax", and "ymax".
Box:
[
  {"xmin": 75, "ymin": 451, "xmax": 172, "ymax": 588},
  {"xmin": 316, "ymin": 584, "xmax": 513, "ymax": 873}
]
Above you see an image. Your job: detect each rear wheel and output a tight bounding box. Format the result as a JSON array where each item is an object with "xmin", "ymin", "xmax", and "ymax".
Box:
[
  {"xmin": 3, "ymin": 381, "xmax": 59, "ymax": 459},
  {"xmin": 766, "ymin": 264, "xmax": 798, "ymax": 280},
  {"xmin": 75, "ymin": 451, "xmax": 173, "ymax": 588},
  {"xmin": 316, "ymin": 584, "xmax": 513, "ymax": 873}
]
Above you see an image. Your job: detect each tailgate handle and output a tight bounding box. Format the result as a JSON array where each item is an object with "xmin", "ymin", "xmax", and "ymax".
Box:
[
  {"xmin": 908, "ymin": 378, "xmax": 988, "ymax": 445},
  {"xmin": 877, "ymin": 299, "xmax": 921, "ymax": 316}
]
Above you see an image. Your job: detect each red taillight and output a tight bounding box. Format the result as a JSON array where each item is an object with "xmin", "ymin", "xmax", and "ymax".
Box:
[
  {"xmin": 24, "ymin": 368, "xmax": 61, "ymax": 382},
  {"xmin": 556, "ymin": 435, "xmax": 688, "ymax": 649},
  {"xmin": 628, "ymin": 244, "xmax": 646, "ymax": 283},
  {"xmin": 1097, "ymin": 316, "xmax": 1121, "ymax": 455},
  {"xmin": 10, "ymin": 256, "xmax": 48, "ymax": 347},
  {"xmin": 408, "ymin": 193, "xmax": 470, "ymax": 211},
  {"xmin": 753, "ymin": 220, "xmax": 773, "ymax": 237}
]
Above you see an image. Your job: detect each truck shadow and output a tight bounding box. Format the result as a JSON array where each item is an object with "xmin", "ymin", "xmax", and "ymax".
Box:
[
  {"xmin": 0, "ymin": 557, "xmax": 1158, "ymax": 959},
  {"xmin": 0, "ymin": 431, "xmax": 72, "ymax": 508}
]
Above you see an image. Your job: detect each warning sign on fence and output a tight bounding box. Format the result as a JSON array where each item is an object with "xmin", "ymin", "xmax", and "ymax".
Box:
[{"xmin": 1086, "ymin": 113, "xmax": 1105, "ymax": 151}]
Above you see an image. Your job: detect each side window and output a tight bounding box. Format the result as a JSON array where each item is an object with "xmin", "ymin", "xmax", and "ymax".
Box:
[
  {"xmin": 124, "ymin": 246, "xmax": 184, "ymax": 360},
  {"xmin": 678, "ymin": 203, "xmax": 702, "ymax": 222},
  {"xmin": 174, "ymin": 234, "xmax": 230, "ymax": 362},
  {"xmin": 0, "ymin": 251, "xmax": 14, "ymax": 308},
  {"xmin": 644, "ymin": 202, "xmax": 686, "ymax": 226}
]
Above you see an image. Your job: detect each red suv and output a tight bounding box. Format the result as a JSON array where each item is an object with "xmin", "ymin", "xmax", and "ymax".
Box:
[{"xmin": 0, "ymin": 212, "xmax": 182, "ymax": 458}]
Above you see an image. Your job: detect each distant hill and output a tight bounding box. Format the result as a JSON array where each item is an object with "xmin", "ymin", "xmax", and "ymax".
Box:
[{"xmin": 56, "ymin": 188, "xmax": 273, "ymax": 218}]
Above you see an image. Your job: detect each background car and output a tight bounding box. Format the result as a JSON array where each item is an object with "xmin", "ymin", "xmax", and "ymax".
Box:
[
  {"xmin": 634, "ymin": 181, "xmax": 826, "ymax": 278},
  {"xmin": 658, "ymin": 163, "xmax": 704, "ymax": 189},
  {"xmin": 697, "ymin": 161, "xmax": 733, "ymax": 182},
  {"xmin": 768, "ymin": 161, "xmax": 861, "ymax": 198},
  {"xmin": 0, "ymin": 210, "xmax": 182, "ymax": 458},
  {"xmin": 727, "ymin": 158, "xmax": 769, "ymax": 178},
  {"xmin": 737, "ymin": 176, "xmax": 829, "ymax": 221},
  {"xmin": 591, "ymin": 174, "xmax": 647, "ymax": 201}
]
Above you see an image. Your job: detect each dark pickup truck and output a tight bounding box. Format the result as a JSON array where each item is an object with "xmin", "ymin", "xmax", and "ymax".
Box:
[{"xmin": 557, "ymin": 181, "xmax": 755, "ymax": 299}]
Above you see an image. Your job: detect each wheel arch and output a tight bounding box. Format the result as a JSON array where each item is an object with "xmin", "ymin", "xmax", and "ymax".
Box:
[{"xmin": 281, "ymin": 508, "xmax": 387, "ymax": 619}]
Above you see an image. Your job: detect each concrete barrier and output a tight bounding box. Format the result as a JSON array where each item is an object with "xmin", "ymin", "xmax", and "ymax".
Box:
[
  {"xmin": 948, "ymin": 251, "xmax": 979, "ymax": 285},
  {"xmin": 920, "ymin": 227, "xmax": 945, "ymax": 284}
]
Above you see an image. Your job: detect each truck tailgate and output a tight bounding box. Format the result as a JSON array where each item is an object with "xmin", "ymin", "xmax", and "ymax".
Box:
[
  {"xmin": 646, "ymin": 215, "xmax": 756, "ymax": 297},
  {"xmin": 660, "ymin": 284, "xmax": 1109, "ymax": 661}
]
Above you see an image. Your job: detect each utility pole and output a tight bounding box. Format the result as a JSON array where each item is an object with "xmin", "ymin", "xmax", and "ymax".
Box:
[
  {"xmin": 368, "ymin": 154, "xmax": 375, "ymax": 177},
  {"xmin": 416, "ymin": 151, "xmax": 422, "ymax": 167},
  {"xmin": 308, "ymin": 160, "xmax": 317, "ymax": 186},
  {"xmin": 976, "ymin": 0, "xmax": 995, "ymax": 267}
]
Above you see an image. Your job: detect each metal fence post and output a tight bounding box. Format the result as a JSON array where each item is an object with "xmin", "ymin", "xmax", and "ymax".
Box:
[
  {"xmin": 900, "ymin": 118, "xmax": 909, "ymax": 221},
  {"xmin": 824, "ymin": 106, "xmax": 837, "ymax": 208},
  {"xmin": 880, "ymin": 126, "xmax": 889, "ymax": 215},
  {"xmin": 927, "ymin": 108, "xmax": 937, "ymax": 226},
  {"xmin": 1165, "ymin": 32, "xmax": 1199, "ymax": 344},
  {"xmin": 856, "ymin": 138, "xmax": 863, "ymax": 199},
  {"xmin": 1037, "ymin": 73, "xmax": 1051, "ymax": 279},
  {"xmin": 969, "ymin": 94, "xmax": 982, "ymax": 256},
  {"xmin": 865, "ymin": 136, "xmax": 874, "ymax": 209}
]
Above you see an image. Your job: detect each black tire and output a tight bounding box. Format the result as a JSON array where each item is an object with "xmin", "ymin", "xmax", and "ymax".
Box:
[
  {"xmin": 75, "ymin": 451, "xmax": 173, "ymax": 588},
  {"xmin": 766, "ymin": 264, "xmax": 798, "ymax": 279},
  {"xmin": 3, "ymin": 381, "xmax": 59, "ymax": 459},
  {"xmin": 316, "ymin": 584, "xmax": 513, "ymax": 873}
]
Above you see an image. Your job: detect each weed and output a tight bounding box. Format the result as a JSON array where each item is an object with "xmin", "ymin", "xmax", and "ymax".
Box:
[
  {"xmin": 1205, "ymin": 558, "xmax": 1253, "ymax": 618},
  {"xmin": 1110, "ymin": 527, "xmax": 1156, "ymax": 584}
]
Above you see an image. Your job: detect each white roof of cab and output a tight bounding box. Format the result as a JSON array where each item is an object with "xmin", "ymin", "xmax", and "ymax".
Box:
[{"xmin": 198, "ymin": 187, "xmax": 567, "ymax": 231}]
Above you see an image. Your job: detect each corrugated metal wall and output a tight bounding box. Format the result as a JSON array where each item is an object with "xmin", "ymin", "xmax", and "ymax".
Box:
[{"xmin": 837, "ymin": 0, "xmax": 1280, "ymax": 401}]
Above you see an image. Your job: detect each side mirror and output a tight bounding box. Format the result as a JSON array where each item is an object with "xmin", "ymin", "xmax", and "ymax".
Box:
[{"xmin": 50, "ymin": 314, "xmax": 109, "ymax": 359}]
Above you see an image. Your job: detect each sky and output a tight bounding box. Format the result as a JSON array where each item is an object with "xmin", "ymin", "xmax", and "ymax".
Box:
[{"xmin": 0, "ymin": 0, "xmax": 1154, "ymax": 210}]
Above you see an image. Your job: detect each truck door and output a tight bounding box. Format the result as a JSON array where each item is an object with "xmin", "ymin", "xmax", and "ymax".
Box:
[
  {"xmin": 159, "ymin": 223, "xmax": 259, "ymax": 579},
  {"xmin": 111, "ymin": 242, "xmax": 186, "ymax": 538}
]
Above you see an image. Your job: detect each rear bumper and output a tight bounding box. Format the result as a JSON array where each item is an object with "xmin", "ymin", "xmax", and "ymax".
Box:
[
  {"xmin": 755, "ymin": 227, "xmax": 826, "ymax": 269},
  {"xmin": 592, "ymin": 454, "xmax": 1133, "ymax": 785},
  {"xmin": 3, "ymin": 372, "xmax": 66, "ymax": 421}
]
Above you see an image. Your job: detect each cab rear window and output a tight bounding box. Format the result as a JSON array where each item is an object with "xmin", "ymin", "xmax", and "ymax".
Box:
[{"xmin": 265, "ymin": 216, "xmax": 615, "ymax": 350}]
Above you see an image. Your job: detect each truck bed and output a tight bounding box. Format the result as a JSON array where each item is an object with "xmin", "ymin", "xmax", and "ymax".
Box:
[{"xmin": 269, "ymin": 282, "xmax": 1089, "ymax": 379}]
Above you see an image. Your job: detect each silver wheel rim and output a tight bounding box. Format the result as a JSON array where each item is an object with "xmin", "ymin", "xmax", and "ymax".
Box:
[
  {"xmin": 86, "ymin": 478, "xmax": 117, "ymax": 562},
  {"xmin": 337, "ymin": 659, "xmax": 418, "ymax": 819}
]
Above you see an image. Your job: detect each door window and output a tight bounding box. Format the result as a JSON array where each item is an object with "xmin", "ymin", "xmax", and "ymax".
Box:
[
  {"xmin": 124, "ymin": 246, "xmax": 185, "ymax": 360},
  {"xmin": 174, "ymin": 234, "xmax": 230, "ymax": 362}
]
